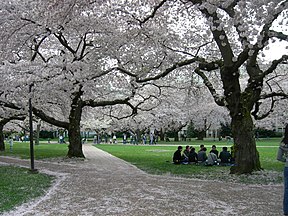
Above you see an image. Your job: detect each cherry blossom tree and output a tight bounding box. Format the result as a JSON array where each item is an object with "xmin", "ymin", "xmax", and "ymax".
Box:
[
  {"xmin": 0, "ymin": 1, "xmax": 139, "ymax": 157},
  {"xmin": 112, "ymin": 0, "xmax": 288, "ymax": 174},
  {"xmin": 0, "ymin": 1, "xmax": 173, "ymax": 157},
  {"xmin": 1, "ymin": 1, "xmax": 287, "ymax": 174}
]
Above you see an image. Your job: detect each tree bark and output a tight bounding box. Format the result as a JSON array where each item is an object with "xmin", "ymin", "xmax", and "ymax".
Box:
[
  {"xmin": 230, "ymin": 111, "xmax": 261, "ymax": 174},
  {"xmin": 159, "ymin": 128, "xmax": 165, "ymax": 141},
  {"xmin": 135, "ymin": 129, "xmax": 142, "ymax": 144},
  {"xmin": 173, "ymin": 130, "xmax": 179, "ymax": 141},
  {"xmin": 67, "ymin": 90, "xmax": 85, "ymax": 158},
  {"xmin": 0, "ymin": 124, "xmax": 5, "ymax": 151},
  {"xmin": 67, "ymin": 122, "xmax": 84, "ymax": 157},
  {"xmin": 35, "ymin": 121, "xmax": 41, "ymax": 145},
  {"xmin": 196, "ymin": 130, "xmax": 206, "ymax": 140}
]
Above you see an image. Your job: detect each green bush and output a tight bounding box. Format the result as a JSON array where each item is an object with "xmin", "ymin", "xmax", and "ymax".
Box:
[
  {"xmin": 255, "ymin": 128, "xmax": 282, "ymax": 138},
  {"xmin": 39, "ymin": 131, "xmax": 55, "ymax": 139}
]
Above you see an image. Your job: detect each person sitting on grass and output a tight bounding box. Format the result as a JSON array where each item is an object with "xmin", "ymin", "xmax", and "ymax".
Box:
[
  {"xmin": 210, "ymin": 145, "xmax": 219, "ymax": 158},
  {"xmin": 188, "ymin": 147, "xmax": 198, "ymax": 164},
  {"xmin": 206, "ymin": 152, "xmax": 218, "ymax": 166},
  {"xmin": 197, "ymin": 147, "xmax": 207, "ymax": 164},
  {"xmin": 219, "ymin": 147, "xmax": 232, "ymax": 165},
  {"xmin": 173, "ymin": 146, "xmax": 183, "ymax": 164},
  {"xmin": 183, "ymin": 145, "xmax": 190, "ymax": 162},
  {"xmin": 198, "ymin": 144, "xmax": 205, "ymax": 153}
]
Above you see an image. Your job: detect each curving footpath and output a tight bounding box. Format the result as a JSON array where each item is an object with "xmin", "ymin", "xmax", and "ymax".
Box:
[{"xmin": 0, "ymin": 144, "xmax": 283, "ymax": 216}]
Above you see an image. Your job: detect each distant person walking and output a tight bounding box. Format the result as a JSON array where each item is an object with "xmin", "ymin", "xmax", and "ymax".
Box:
[
  {"xmin": 112, "ymin": 134, "xmax": 117, "ymax": 144},
  {"xmin": 277, "ymin": 124, "xmax": 288, "ymax": 216},
  {"xmin": 59, "ymin": 135, "xmax": 63, "ymax": 144},
  {"xmin": 9, "ymin": 137, "xmax": 13, "ymax": 152},
  {"xmin": 149, "ymin": 132, "xmax": 154, "ymax": 145}
]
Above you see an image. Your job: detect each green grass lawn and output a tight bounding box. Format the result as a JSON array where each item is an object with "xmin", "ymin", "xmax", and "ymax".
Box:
[
  {"xmin": 0, "ymin": 166, "xmax": 54, "ymax": 213},
  {"xmin": 95, "ymin": 137, "xmax": 284, "ymax": 184},
  {"xmin": 0, "ymin": 142, "xmax": 68, "ymax": 159}
]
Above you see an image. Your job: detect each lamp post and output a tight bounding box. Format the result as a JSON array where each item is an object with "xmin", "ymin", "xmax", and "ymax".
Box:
[{"xmin": 29, "ymin": 83, "xmax": 38, "ymax": 173}]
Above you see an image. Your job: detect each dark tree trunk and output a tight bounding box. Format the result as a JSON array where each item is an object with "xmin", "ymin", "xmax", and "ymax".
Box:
[
  {"xmin": 0, "ymin": 124, "xmax": 5, "ymax": 151},
  {"xmin": 216, "ymin": 63, "xmax": 262, "ymax": 174},
  {"xmin": 230, "ymin": 113, "xmax": 261, "ymax": 174},
  {"xmin": 159, "ymin": 128, "xmax": 165, "ymax": 141},
  {"xmin": 172, "ymin": 129, "xmax": 179, "ymax": 141},
  {"xmin": 67, "ymin": 123, "xmax": 84, "ymax": 157},
  {"xmin": 35, "ymin": 122, "xmax": 41, "ymax": 145},
  {"xmin": 67, "ymin": 90, "xmax": 85, "ymax": 158},
  {"xmin": 196, "ymin": 130, "xmax": 206, "ymax": 140},
  {"xmin": 135, "ymin": 129, "xmax": 142, "ymax": 144}
]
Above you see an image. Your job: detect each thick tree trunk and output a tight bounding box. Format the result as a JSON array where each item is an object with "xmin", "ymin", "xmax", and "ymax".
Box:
[
  {"xmin": 0, "ymin": 124, "xmax": 5, "ymax": 151},
  {"xmin": 230, "ymin": 114, "xmax": 261, "ymax": 174},
  {"xmin": 67, "ymin": 123, "xmax": 84, "ymax": 158},
  {"xmin": 67, "ymin": 91, "xmax": 85, "ymax": 158}
]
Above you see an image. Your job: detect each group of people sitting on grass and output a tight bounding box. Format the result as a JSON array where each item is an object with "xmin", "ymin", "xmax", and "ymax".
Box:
[{"xmin": 173, "ymin": 144, "xmax": 235, "ymax": 166}]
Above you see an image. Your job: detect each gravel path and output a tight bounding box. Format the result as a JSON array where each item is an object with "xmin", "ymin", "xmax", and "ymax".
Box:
[{"xmin": 0, "ymin": 144, "xmax": 284, "ymax": 216}]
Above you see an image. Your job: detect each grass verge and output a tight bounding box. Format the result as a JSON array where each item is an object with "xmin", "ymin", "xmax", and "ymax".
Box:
[
  {"xmin": 0, "ymin": 142, "xmax": 65, "ymax": 213},
  {"xmin": 0, "ymin": 166, "xmax": 54, "ymax": 213}
]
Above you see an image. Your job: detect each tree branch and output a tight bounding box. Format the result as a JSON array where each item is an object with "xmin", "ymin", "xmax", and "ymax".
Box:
[
  {"xmin": 0, "ymin": 100, "xmax": 22, "ymax": 110},
  {"xmin": 0, "ymin": 115, "xmax": 26, "ymax": 125},
  {"xmin": 260, "ymin": 92, "xmax": 288, "ymax": 100},
  {"xmin": 32, "ymin": 107, "xmax": 69, "ymax": 129},
  {"xmin": 161, "ymin": 39, "xmax": 214, "ymax": 58},
  {"xmin": 139, "ymin": 0, "xmax": 169, "ymax": 25},
  {"xmin": 116, "ymin": 66, "xmax": 138, "ymax": 78},
  {"xmin": 252, "ymin": 98, "xmax": 279, "ymax": 120},
  {"xmin": 194, "ymin": 67, "xmax": 225, "ymax": 106},
  {"xmin": 83, "ymin": 97, "xmax": 130, "ymax": 107},
  {"xmin": 134, "ymin": 57, "xmax": 202, "ymax": 83},
  {"xmin": 54, "ymin": 32, "xmax": 76, "ymax": 55},
  {"xmin": 104, "ymin": 103, "xmax": 137, "ymax": 120},
  {"xmin": 264, "ymin": 55, "xmax": 288, "ymax": 76},
  {"xmin": 31, "ymin": 30, "xmax": 51, "ymax": 62},
  {"xmin": 269, "ymin": 30, "xmax": 288, "ymax": 42}
]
